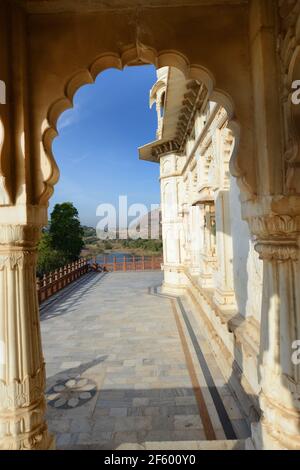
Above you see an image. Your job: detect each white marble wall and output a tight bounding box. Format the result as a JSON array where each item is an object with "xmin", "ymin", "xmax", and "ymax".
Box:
[
  {"xmin": 229, "ymin": 177, "xmax": 263, "ymax": 320},
  {"xmin": 159, "ymin": 100, "xmax": 263, "ymax": 322}
]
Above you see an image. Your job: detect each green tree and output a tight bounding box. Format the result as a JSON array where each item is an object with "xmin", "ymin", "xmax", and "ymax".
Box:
[
  {"xmin": 49, "ymin": 202, "xmax": 84, "ymax": 262},
  {"xmin": 104, "ymin": 240, "xmax": 113, "ymax": 250},
  {"xmin": 37, "ymin": 232, "xmax": 65, "ymax": 276}
]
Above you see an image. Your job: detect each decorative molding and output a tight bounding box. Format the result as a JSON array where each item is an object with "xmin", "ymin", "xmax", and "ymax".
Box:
[
  {"xmin": 0, "ymin": 224, "xmax": 41, "ymax": 246},
  {"xmin": 0, "ymin": 365, "xmax": 45, "ymax": 410},
  {"xmin": 176, "ymin": 81, "xmax": 207, "ymax": 151},
  {"xmin": 255, "ymin": 241, "xmax": 298, "ymax": 261},
  {"xmin": 0, "ymin": 422, "xmax": 52, "ymax": 451},
  {"xmin": 151, "ymin": 140, "xmax": 181, "ymax": 160},
  {"xmin": 0, "ymin": 251, "xmax": 37, "ymax": 270},
  {"xmin": 248, "ymin": 214, "xmax": 300, "ymax": 239},
  {"xmin": 248, "ymin": 214, "xmax": 300, "ymax": 260}
]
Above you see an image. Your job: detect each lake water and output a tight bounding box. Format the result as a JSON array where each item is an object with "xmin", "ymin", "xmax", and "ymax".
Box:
[{"xmin": 96, "ymin": 252, "xmax": 155, "ymax": 263}]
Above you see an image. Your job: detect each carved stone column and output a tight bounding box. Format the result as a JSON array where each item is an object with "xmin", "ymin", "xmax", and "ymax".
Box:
[
  {"xmin": 0, "ymin": 224, "xmax": 54, "ymax": 450},
  {"xmin": 250, "ymin": 215, "xmax": 300, "ymax": 449},
  {"xmin": 189, "ymin": 205, "xmax": 202, "ymax": 276},
  {"xmin": 213, "ymin": 190, "xmax": 236, "ymax": 309},
  {"xmin": 198, "ymin": 202, "xmax": 217, "ymax": 288},
  {"xmin": 213, "ymin": 129, "xmax": 236, "ymax": 309}
]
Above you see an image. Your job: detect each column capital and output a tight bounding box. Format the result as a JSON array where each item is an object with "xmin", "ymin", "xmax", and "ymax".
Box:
[
  {"xmin": 248, "ymin": 214, "xmax": 300, "ymax": 261},
  {"xmin": 0, "ymin": 224, "xmax": 42, "ymax": 247},
  {"xmin": 248, "ymin": 214, "xmax": 300, "ymax": 240},
  {"xmin": 255, "ymin": 240, "xmax": 298, "ymax": 261}
]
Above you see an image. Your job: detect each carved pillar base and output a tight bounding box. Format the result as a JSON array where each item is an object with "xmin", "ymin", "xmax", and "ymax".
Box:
[
  {"xmin": 251, "ymin": 392, "xmax": 300, "ymax": 450},
  {"xmin": 0, "ymin": 224, "xmax": 54, "ymax": 450},
  {"xmin": 198, "ymin": 254, "xmax": 216, "ymax": 288},
  {"xmin": 161, "ymin": 265, "xmax": 187, "ymax": 295},
  {"xmin": 213, "ymin": 286, "xmax": 237, "ymax": 310}
]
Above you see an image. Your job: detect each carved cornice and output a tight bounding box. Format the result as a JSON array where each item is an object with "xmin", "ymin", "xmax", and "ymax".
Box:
[
  {"xmin": 151, "ymin": 140, "xmax": 181, "ymax": 159},
  {"xmin": 176, "ymin": 81, "xmax": 207, "ymax": 151}
]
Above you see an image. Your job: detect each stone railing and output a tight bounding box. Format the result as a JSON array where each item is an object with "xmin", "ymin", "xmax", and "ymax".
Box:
[
  {"xmin": 95, "ymin": 255, "xmax": 163, "ymax": 272},
  {"xmin": 37, "ymin": 255, "xmax": 163, "ymax": 304},
  {"xmin": 37, "ymin": 258, "xmax": 90, "ymax": 304}
]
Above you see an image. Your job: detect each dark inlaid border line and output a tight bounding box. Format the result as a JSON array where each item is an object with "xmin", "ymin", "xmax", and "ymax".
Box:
[
  {"xmin": 152, "ymin": 286, "xmax": 237, "ymax": 440},
  {"xmin": 170, "ymin": 299, "xmax": 216, "ymax": 440},
  {"xmin": 175, "ymin": 296, "xmax": 237, "ymax": 440}
]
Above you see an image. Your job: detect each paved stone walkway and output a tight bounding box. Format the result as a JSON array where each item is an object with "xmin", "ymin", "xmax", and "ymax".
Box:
[{"xmin": 41, "ymin": 271, "xmax": 250, "ymax": 449}]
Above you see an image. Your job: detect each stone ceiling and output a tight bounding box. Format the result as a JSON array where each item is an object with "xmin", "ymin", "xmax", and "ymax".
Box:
[{"xmin": 18, "ymin": 0, "xmax": 248, "ymax": 14}]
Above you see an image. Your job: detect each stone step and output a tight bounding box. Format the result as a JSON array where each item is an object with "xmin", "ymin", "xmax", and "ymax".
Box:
[
  {"xmin": 60, "ymin": 440, "xmax": 245, "ymax": 451},
  {"xmin": 115, "ymin": 439, "xmax": 245, "ymax": 451}
]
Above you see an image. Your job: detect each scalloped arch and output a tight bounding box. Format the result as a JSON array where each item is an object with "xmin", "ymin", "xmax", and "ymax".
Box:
[
  {"xmin": 150, "ymin": 80, "xmax": 166, "ymax": 109},
  {"xmin": 40, "ymin": 45, "xmax": 243, "ymax": 205}
]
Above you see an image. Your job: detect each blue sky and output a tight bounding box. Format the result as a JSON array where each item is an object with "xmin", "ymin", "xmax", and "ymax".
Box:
[{"xmin": 50, "ymin": 65, "xmax": 159, "ymax": 228}]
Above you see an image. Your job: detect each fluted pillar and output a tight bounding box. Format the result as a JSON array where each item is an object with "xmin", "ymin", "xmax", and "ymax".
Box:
[
  {"xmin": 0, "ymin": 224, "xmax": 54, "ymax": 450},
  {"xmin": 249, "ymin": 215, "xmax": 300, "ymax": 449}
]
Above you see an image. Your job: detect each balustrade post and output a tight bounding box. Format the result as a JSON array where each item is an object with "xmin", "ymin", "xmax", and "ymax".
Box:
[
  {"xmin": 42, "ymin": 274, "xmax": 47, "ymax": 300},
  {"xmin": 67, "ymin": 264, "xmax": 70, "ymax": 285},
  {"xmin": 63, "ymin": 265, "xmax": 67, "ymax": 287},
  {"xmin": 58, "ymin": 267, "xmax": 63, "ymax": 290},
  {"xmin": 53, "ymin": 270, "xmax": 58, "ymax": 293},
  {"xmin": 36, "ymin": 278, "xmax": 41, "ymax": 304},
  {"xmin": 49, "ymin": 272, "xmax": 53, "ymax": 297}
]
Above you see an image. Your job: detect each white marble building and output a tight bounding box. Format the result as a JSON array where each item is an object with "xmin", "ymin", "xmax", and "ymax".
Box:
[{"xmin": 139, "ymin": 67, "xmax": 264, "ymax": 434}]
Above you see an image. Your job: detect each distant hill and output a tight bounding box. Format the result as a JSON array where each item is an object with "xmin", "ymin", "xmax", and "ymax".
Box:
[{"xmin": 90, "ymin": 208, "xmax": 162, "ymax": 240}]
